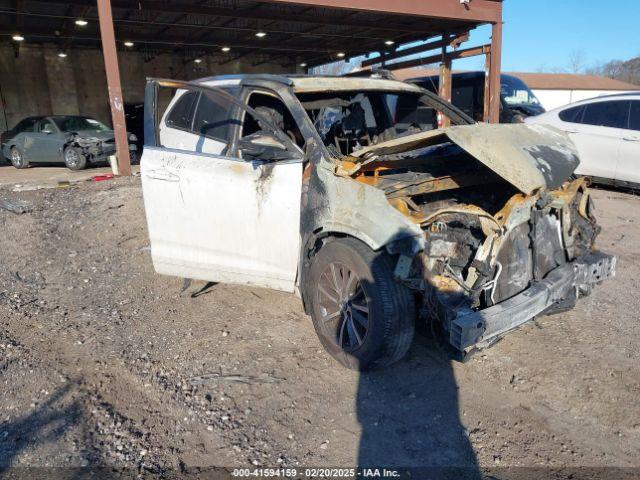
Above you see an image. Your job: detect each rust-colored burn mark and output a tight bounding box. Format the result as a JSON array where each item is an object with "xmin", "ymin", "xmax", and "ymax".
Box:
[{"xmin": 229, "ymin": 163, "xmax": 246, "ymax": 175}]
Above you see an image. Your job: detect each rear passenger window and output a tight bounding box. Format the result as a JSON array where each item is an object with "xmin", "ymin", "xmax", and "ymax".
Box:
[
  {"xmin": 15, "ymin": 118, "xmax": 38, "ymax": 133},
  {"xmin": 559, "ymin": 105, "xmax": 585, "ymax": 123},
  {"xmin": 166, "ymin": 91, "xmax": 199, "ymax": 130},
  {"xmin": 582, "ymin": 101, "xmax": 629, "ymax": 129},
  {"xmin": 192, "ymin": 91, "xmax": 235, "ymax": 142},
  {"xmin": 629, "ymin": 101, "xmax": 640, "ymax": 131}
]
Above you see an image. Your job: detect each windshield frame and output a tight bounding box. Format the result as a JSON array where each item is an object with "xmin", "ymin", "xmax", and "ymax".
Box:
[{"xmin": 295, "ymin": 87, "xmax": 474, "ymax": 158}]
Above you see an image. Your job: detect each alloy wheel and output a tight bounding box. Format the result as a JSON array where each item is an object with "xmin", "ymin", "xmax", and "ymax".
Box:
[
  {"xmin": 65, "ymin": 148, "xmax": 80, "ymax": 168},
  {"xmin": 316, "ymin": 262, "xmax": 370, "ymax": 351},
  {"xmin": 11, "ymin": 149, "xmax": 23, "ymax": 168}
]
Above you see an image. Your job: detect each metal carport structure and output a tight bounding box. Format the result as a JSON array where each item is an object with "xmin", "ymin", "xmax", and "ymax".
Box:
[{"xmin": 1, "ymin": 0, "xmax": 503, "ymax": 175}]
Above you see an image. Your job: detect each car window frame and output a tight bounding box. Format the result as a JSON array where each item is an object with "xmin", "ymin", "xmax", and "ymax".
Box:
[
  {"xmin": 14, "ymin": 117, "xmax": 38, "ymax": 134},
  {"xmin": 558, "ymin": 105, "xmax": 586, "ymax": 124},
  {"xmin": 146, "ymin": 78, "xmax": 302, "ymax": 162},
  {"xmin": 580, "ymin": 100, "xmax": 630, "ymax": 130},
  {"xmin": 238, "ymin": 85, "xmax": 305, "ymax": 161},
  {"xmin": 38, "ymin": 118, "xmax": 58, "ymax": 134},
  {"xmin": 190, "ymin": 86, "xmax": 241, "ymax": 144},
  {"xmin": 164, "ymin": 90, "xmax": 200, "ymax": 134},
  {"xmin": 629, "ymin": 100, "xmax": 640, "ymax": 132}
]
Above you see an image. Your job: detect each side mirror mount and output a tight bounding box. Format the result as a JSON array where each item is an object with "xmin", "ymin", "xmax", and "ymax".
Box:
[{"xmin": 238, "ymin": 132, "xmax": 300, "ymax": 162}]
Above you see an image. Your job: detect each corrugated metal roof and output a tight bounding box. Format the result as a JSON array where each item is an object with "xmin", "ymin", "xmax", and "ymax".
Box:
[{"xmin": 0, "ymin": 0, "xmax": 499, "ymax": 68}]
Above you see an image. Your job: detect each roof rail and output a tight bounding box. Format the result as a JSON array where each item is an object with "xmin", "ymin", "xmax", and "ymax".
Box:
[
  {"xmin": 193, "ymin": 74, "xmax": 294, "ymax": 86},
  {"xmin": 343, "ymin": 67, "xmax": 397, "ymax": 80}
]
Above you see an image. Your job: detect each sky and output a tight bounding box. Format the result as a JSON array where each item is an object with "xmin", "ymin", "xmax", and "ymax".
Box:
[{"xmin": 457, "ymin": 0, "xmax": 640, "ymax": 73}]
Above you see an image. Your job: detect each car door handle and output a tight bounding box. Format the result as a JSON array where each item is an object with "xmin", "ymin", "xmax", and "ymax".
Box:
[
  {"xmin": 565, "ymin": 129, "xmax": 579, "ymax": 134},
  {"xmin": 623, "ymin": 136, "xmax": 639, "ymax": 142},
  {"xmin": 145, "ymin": 169, "xmax": 180, "ymax": 182}
]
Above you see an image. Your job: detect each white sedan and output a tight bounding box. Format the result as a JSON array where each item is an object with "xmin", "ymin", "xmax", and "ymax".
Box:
[{"xmin": 526, "ymin": 93, "xmax": 640, "ymax": 188}]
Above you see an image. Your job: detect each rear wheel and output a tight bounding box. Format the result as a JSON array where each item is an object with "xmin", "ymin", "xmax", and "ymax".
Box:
[
  {"xmin": 64, "ymin": 146, "xmax": 87, "ymax": 170},
  {"xmin": 308, "ymin": 237, "xmax": 415, "ymax": 371},
  {"xmin": 10, "ymin": 147, "xmax": 28, "ymax": 169}
]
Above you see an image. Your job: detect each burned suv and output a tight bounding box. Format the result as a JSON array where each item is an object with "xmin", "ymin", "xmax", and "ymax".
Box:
[{"xmin": 140, "ymin": 75, "xmax": 615, "ymax": 370}]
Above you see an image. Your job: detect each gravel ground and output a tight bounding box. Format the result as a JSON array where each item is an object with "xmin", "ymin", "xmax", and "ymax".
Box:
[{"xmin": 0, "ymin": 176, "xmax": 639, "ymax": 478}]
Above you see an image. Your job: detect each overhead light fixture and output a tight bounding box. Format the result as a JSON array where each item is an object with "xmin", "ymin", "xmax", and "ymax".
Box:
[
  {"xmin": 299, "ymin": 62, "xmax": 307, "ymax": 67},
  {"xmin": 336, "ymin": 52, "xmax": 345, "ymax": 58},
  {"xmin": 75, "ymin": 18, "xmax": 88, "ymax": 26},
  {"xmin": 12, "ymin": 34, "xmax": 24, "ymax": 42},
  {"xmin": 221, "ymin": 46, "xmax": 231, "ymax": 52},
  {"xmin": 58, "ymin": 52, "xmax": 67, "ymax": 58},
  {"xmin": 255, "ymin": 31, "xmax": 267, "ymax": 38},
  {"xmin": 194, "ymin": 58, "xmax": 202, "ymax": 64},
  {"xmin": 124, "ymin": 41, "xmax": 134, "ymax": 47},
  {"xmin": 384, "ymin": 40, "xmax": 395, "ymax": 46}
]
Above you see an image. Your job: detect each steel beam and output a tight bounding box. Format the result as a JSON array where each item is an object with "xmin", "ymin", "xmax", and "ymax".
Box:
[
  {"xmin": 97, "ymin": 0, "xmax": 131, "ymax": 176},
  {"xmin": 261, "ymin": 0, "xmax": 503, "ymax": 23},
  {"xmin": 488, "ymin": 20, "xmax": 503, "ymax": 123},
  {"xmin": 483, "ymin": 52, "xmax": 491, "ymax": 122},
  {"xmin": 386, "ymin": 44, "xmax": 491, "ymax": 72},
  {"xmin": 41, "ymin": 0, "xmax": 438, "ymax": 34},
  {"xmin": 0, "ymin": 23, "xmax": 368, "ymax": 55},
  {"xmin": 361, "ymin": 33, "xmax": 468, "ymax": 68},
  {"xmin": 439, "ymin": 40, "xmax": 452, "ymax": 128}
]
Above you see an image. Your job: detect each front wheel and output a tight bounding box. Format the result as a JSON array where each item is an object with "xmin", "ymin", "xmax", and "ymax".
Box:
[
  {"xmin": 10, "ymin": 147, "xmax": 29, "ymax": 169},
  {"xmin": 64, "ymin": 146, "xmax": 87, "ymax": 170},
  {"xmin": 308, "ymin": 237, "xmax": 416, "ymax": 371}
]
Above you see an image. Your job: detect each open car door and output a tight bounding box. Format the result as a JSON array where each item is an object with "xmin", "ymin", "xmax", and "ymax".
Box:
[{"xmin": 141, "ymin": 79, "xmax": 304, "ymax": 292}]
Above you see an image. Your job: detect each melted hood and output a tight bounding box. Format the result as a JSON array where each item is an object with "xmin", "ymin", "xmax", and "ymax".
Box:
[{"xmin": 348, "ymin": 124, "xmax": 579, "ymax": 195}]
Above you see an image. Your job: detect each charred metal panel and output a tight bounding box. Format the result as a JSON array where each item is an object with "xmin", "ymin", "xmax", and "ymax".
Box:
[
  {"xmin": 451, "ymin": 252, "xmax": 617, "ymax": 351},
  {"xmin": 492, "ymin": 222, "xmax": 533, "ymax": 304},
  {"xmin": 349, "ymin": 124, "xmax": 580, "ymax": 195},
  {"xmin": 531, "ymin": 211, "xmax": 566, "ymax": 281},
  {"xmin": 301, "ymin": 142, "xmax": 424, "ymax": 251}
]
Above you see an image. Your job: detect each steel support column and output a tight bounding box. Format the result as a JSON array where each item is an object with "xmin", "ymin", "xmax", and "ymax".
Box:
[
  {"xmin": 438, "ymin": 39, "xmax": 452, "ymax": 128},
  {"xmin": 97, "ymin": 0, "xmax": 131, "ymax": 176},
  {"xmin": 488, "ymin": 19, "xmax": 503, "ymax": 124},
  {"xmin": 483, "ymin": 51, "xmax": 491, "ymax": 122}
]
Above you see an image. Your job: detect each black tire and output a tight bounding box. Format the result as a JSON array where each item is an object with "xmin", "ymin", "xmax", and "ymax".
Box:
[
  {"xmin": 10, "ymin": 147, "xmax": 29, "ymax": 169},
  {"xmin": 63, "ymin": 146, "xmax": 87, "ymax": 170},
  {"xmin": 308, "ymin": 237, "xmax": 415, "ymax": 371}
]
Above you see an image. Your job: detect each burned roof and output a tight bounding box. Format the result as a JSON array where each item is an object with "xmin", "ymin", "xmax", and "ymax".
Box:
[{"xmin": 197, "ymin": 73, "xmax": 424, "ymax": 93}]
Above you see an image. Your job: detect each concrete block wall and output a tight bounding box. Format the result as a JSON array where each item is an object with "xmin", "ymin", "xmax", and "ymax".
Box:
[{"xmin": 0, "ymin": 43, "xmax": 294, "ymax": 132}]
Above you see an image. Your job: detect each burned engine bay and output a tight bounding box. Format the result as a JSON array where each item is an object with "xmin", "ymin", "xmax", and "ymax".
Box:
[{"xmin": 329, "ymin": 127, "xmax": 615, "ymax": 356}]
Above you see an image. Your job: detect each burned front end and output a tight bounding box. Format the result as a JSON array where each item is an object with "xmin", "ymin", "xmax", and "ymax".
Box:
[{"xmin": 340, "ymin": 124, "xmax": 616, "ymax": 357}]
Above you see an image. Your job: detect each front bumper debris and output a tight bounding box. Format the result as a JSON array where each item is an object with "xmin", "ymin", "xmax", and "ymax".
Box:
[{"xmin": 450, "ymin": 251, "xmax": 617, "ymax": 352}]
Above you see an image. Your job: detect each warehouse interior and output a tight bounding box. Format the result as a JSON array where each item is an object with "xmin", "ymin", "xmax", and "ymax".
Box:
[{"xmin": 0, "ymin": 0, "xmax": 504, "ymax": 174}]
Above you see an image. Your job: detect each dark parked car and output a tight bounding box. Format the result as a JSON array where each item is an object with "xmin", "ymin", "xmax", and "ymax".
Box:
[
  {"xmin": 407, "ymin": 72, "xmax": 546, "ymax": 123},
  {"xmin": 1, "ymin": 115, "xmax": 137, "ymax": 170}
]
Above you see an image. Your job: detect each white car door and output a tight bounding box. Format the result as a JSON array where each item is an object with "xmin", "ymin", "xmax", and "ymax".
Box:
[
  {"xmin": 141, "ymin": 80, "xmax": 304, "ymax": 292},
  {"xmin": 562, "ymin": 100, "xmax": 628, "ymax": 182},
  {"xmin": 615, "ymin": 100, "xmax": 640, "ymax": 186}
]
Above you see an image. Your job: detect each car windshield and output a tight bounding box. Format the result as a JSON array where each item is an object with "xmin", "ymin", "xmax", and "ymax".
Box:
[
  {"xmin": 297, "ymin": 90, "xmax": 456, "ymax": 156},
  {"xmin": 53, "ymin": 117, "xmax": 111, "ymax": 133},
  {"xmin": 501, "ymin": 76, "xmax": 541, "ymax": 107}
]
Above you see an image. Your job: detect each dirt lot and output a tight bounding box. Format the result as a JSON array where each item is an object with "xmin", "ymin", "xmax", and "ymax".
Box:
[{"xmin": 0, "ymin": 174, "xmax": 639, "ymax": 478}]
